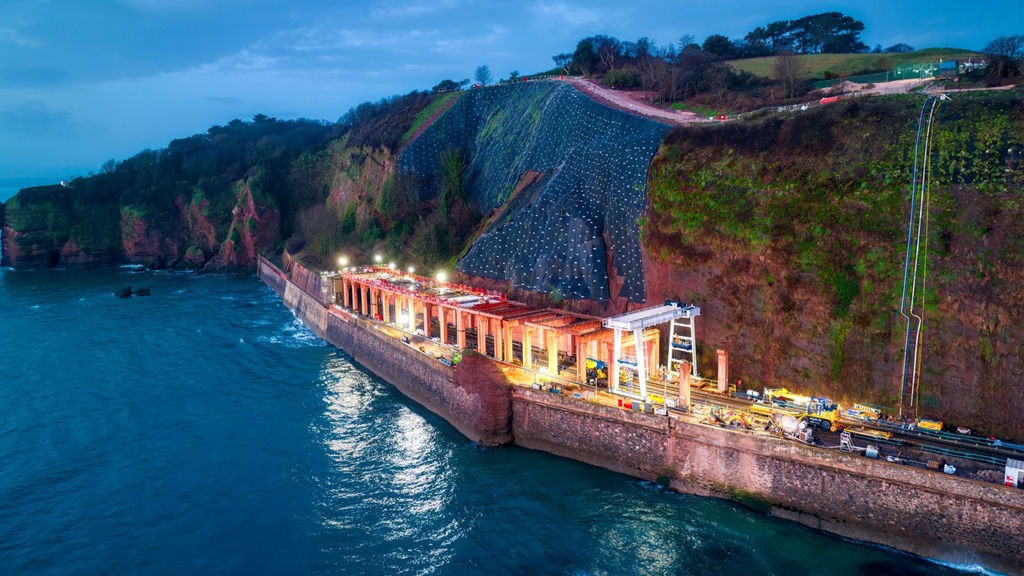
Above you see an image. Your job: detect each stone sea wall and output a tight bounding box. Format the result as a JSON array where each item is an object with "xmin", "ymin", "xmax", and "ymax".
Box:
[
  {"xmin": 259, "ymin": 256, "xmax": 511, "ymax": 446},
  {"xmin": 259, "ymin": 255, "xmax": 1024, "ymax": 574},
  {"xmin": 512, "ymin": 388, "xmax": 1024, "ymax": 574}
]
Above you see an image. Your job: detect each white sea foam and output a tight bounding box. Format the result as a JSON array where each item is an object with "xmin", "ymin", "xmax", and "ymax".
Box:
[
  {"xmin": 928, "ymin": 561, "xmax": 1003, "ymax": 576},
  {"xmin": 259, "ymin": 317, "xmax": 327, "ymax": 349}
]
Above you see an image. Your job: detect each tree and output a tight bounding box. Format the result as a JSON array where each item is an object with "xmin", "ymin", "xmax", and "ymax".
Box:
[
  {"xmin": 884, "ymin": 43, "xmax": 914, "ymax": 53},
  {"xmin": 553, "ymin": 52, "xmax": 573, "ymax": 75},
  {"xmin": 774, "ymin": 50, "xmax": 803, "ymax": 98},
  {"xmin": 432, "ymin": 79, "xmax": 464, "ymax": 93},
  {"xmin": 789, "ymin": 12, "xmax": 866, "ymax": 53},
  {"xmin": 702, "ymin": 34, "xmax": 734, "ymax": 57},
  {"xmin": 678, "ymin": 34, "xmax": 695, "ymax": 51},
  {"xmin": 572, "ymin": 38, "xmax": 598, "ymax": 75},
  {"xmin": 745, "ymin": 20, "xmax": 794, "ymax": 54},
  {"xmin": 474, "ymin": 65, "xmax": 493, "ymax": 86},
  {"xmin": 983, "ymin": 34, "xmax": 1024, "ymax": 78},
  {"xmin": 591, "ymin": 35, "xmax": 621, "ymax": 74},
  {"xmin": 984, "ymin": 34, "xmax": 1024, "ymax": 60},
  {"xmin": 507, "ymin": 70, "xmax": 520, "ymax": 81}
]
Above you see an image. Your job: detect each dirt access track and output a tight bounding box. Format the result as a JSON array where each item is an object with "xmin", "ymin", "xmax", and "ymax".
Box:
[
  {"xmin": 567, "ymin": 78, "xmax": 704, "ymax": 126},
  {"xmin": 567, "ymin": 76, "xmax": 1007, "ymax": 125}
]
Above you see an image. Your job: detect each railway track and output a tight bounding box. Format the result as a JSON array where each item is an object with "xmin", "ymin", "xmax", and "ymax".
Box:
[{"xmin": 675, "ymin": 386, "xmax": 1023, "ymax": 466}]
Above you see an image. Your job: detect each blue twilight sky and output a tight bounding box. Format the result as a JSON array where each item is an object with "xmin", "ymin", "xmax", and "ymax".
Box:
[{"xmin": 0, "ymin": 0, "xmax": 1020, "ymax": 182}]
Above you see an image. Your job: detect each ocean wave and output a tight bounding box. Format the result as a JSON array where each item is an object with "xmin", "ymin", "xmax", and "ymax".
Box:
[
  {"xmin": 258, "ymin": 317, "xmax": 327, "ymax": 349},
  {"xmin": 927, "ymin": 561, "xmax": 1002, "ymax": 576}
]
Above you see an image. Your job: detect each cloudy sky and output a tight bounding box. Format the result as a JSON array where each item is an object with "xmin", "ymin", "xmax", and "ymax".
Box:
[{"xmin": 0, "ymin": 0, "xmax": 1018, "ymax": 182}]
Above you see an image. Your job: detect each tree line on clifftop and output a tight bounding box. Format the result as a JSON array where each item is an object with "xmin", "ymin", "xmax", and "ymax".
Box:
[{"xmin": 535, "ymin": 13, "xmax": 1021, "ymax": 111}]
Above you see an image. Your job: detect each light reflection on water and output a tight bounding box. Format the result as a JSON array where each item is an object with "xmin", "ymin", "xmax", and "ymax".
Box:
[{"xmin": 0, "ymin": 269, "xmax": 987, "ymax": 576}]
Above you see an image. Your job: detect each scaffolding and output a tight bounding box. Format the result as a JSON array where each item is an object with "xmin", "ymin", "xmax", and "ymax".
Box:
[{"xmin": 667, "ymin": 304, "xmax": 701, "ymax": 379}]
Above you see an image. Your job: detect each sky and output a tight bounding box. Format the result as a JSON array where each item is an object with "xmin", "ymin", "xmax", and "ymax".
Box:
[{"xmin": 0, "ymin": 0, "xmax": 1020, "ymax": 182}]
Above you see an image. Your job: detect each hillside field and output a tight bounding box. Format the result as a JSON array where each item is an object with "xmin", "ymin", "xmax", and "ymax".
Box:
[{"xmin": 727, "ymin": 48, "xmax": 983, "ymax": 80}]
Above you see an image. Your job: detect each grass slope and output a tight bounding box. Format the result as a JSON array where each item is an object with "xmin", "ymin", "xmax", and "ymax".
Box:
[{"xmin": 727, "ymin": 48, "xmax": 982, "ymax": 80}]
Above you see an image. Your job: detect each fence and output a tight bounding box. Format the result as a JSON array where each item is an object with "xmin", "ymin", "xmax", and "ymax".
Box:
[{"xmin": 810, "ymin": 59, "xmax": 983, "ymax": 90}]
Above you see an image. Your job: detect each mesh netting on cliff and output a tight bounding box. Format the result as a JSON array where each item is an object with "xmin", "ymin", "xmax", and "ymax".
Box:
[{"xmin": 397, "ymin": 82, "xmax": 669, "ymax": 302}]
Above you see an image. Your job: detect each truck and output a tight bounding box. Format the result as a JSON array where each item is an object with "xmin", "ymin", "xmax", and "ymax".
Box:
[{"xmin": 770, "ymin": 412, "xmax": 814, "ymax": 443}]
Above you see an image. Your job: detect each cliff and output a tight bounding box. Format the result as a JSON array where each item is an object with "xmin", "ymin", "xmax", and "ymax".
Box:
[
  {"xmin": 0, "ymin": 116, "xmax": 344, "ymax": 270},
  {"xmin": 400, "ymin": 81, "xmax": 669, "ymax": 302},
  {"xmin": 644, "ymin": 92, "xmax": 1024, "ymax": 437},
  {"xmin": 2, "ymin": 83, "xmax": 1022, "ymax": 436}
]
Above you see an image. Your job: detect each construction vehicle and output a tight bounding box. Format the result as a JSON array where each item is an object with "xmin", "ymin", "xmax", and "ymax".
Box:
[
  {"xmin": 770, "ymin": 412, "xmax": 814, "ymax": 443},
  {"xmin": 844, "ymin": 403, "xmax": 882, "ymax": 422},
  {"xmin": 585, "ymin": 358, "xmax": 607, "ymax": 386},
  {"xmin": 763, "ymin": 388, "xmax": 842, "ymax": 431},
  {"xmin": 915, "ymin": 418, "xmax": 943, "ymax": 431},
  {"xmin": 709, "ymin": 408, "xmax": 751, "ymax": 430}
]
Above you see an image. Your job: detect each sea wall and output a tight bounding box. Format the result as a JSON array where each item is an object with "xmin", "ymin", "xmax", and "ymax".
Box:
[
  {"xmin": 259, "ymin": 255, "xmax": 1024, "ymax": 574},
  {"xmin": 512, "ymin": 388, "xmax": 1024, "ymax": 574},
  {"xmin": 258, "ymin": 256, "xmax": 511, "ymax": 446}
]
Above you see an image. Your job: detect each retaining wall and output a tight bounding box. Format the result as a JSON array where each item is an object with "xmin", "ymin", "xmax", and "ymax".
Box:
[
  {"xmin": 258, "ymin": 255, "xmax": 1024, "ymax": 574},
  {"xmin": 259, "ymin": 256, "xmax": 511, "ymax": 446},
  {"xmin": 512, "ymin": 388, "xmax": 1024, "ymax": 574}
]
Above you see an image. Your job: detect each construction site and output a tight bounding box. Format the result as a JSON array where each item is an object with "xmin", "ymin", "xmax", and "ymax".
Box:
[{"xmin": 326, "ymin": 261, "xmax": 1024, "ymax": 491}]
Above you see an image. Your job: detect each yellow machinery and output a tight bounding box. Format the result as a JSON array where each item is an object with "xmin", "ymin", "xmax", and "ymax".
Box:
[{"xmin": 763, "ymin": 388, "xmax": 841, "ymax": 432}]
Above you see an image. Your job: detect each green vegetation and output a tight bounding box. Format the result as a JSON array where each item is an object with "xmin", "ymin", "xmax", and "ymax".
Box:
[
  {"xmin": 1, "ymin": 92, "xmax": 441, "ymax": 269},
  {"xmin": 727, "ymin": 49, "xmax": 982, "ymax": 80},
  {"xmin": 647, "ymin": 91, "xmax": 1023, "ymax": 429},
  {"xmin": 669, "ymin": 102, "xmax": 735, "ymax": 117},
  {"xmin": 400, "ymin": 91, "xmax": 463, "ymax": 147}
]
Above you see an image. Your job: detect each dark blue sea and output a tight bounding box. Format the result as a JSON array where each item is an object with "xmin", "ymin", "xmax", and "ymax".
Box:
[{"xmin": 0, "ymin": 267, "xmax": 994, "ymax": 575}]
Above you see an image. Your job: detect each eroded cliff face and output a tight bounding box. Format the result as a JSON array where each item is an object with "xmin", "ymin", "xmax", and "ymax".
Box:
[
  {"xmin": 1, "ymin": 185, "xmax": 122, "ymax": 268},
  {"xmin": 204, "ymin": 175, "xmax": 280, "ymax": 270},
  {"xmin": 2, "ymin": 170, "xmax": 280, "ymax": 270},
  {"xmin": 642, "ymin": 93, "xmax": 1024, "ymax": 437}
]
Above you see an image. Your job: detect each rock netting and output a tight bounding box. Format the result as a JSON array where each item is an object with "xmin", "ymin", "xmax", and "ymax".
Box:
[{"xmin": 399, "ymin": 82, "xmax": 669, "ymax": 302}]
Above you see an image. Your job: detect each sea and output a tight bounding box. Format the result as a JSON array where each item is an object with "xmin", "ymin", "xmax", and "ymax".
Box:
[{"xmin": 0, "ymin": 267, "xmax": 999, "ymax": 575}]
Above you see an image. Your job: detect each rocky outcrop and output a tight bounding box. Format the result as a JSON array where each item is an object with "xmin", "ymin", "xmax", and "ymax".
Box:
[
  {"xmin": 1, "ymin": 185, "xmax": 122, "ymax": 268},
  {"xmin": 2, "ymin": 170, "xmax": 280, "ymax": 270},
  {"xmin": 204, "ymin": 175, "xmax": 280, "ymax": 270}
]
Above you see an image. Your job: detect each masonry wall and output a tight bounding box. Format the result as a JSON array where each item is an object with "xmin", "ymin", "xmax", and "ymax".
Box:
[
  {"xmin": 259, "ymin": 255, "xmax": 1024, "ymax": 574},
  {"xmin": 260, "ymin": 256, "xmax": 511, "ymax": 446},
  {"xmin": 260, "ymin": 264, "xmax": 287, "ymax": 296},
  {"xmin": 511, "ymin": 388, "xmax": 671, "ymax": 480},
  {"xmin": 511, "ymin": 389, "xmax": 1024, "ymax": 574}
]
